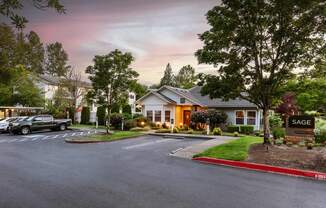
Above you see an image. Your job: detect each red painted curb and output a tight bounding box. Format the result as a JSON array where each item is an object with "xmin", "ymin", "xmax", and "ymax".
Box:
[{"xmin": 192, "ymin": 157, "xmax": 326, "ymax": 181}]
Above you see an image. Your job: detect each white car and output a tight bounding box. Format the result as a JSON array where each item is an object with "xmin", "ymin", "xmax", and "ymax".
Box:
[{"xmin": 0, "ymin": 117, "xmax": 28, "ymax": 133}]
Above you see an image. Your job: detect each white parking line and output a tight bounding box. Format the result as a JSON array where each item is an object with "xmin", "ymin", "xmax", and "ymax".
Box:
[
  {"xmin": 71, "ymin": 133, "xmax": 76, "ymax": 137},
  {"xmin": 87, "ymin": 131, "xmax": 91, "ymax": 134},
  {"xmin": 79, "ymin": 132, "xmax": 84, "ymax": 136},
  {"xmin": 0, "ymin": 140, "xmax": 8, "ymax": 143},
  {"xmin": 8, "ymin": 139, "xmax": 18, "ymax": 143},
  {"xmin": 52, "ymin": 135, "xmax": 59, "ymax": 139},
  {"xmin": 123, "ymin": 139, "xmax": 174, "ymax": 150},
  {"xmin": 62, "ymin": 133, "xmax": 68, "ymax": 137},
  {"xmin": 41, "ymin": 136, "xmax": 50, "ymax": 140},
  {"xmin": 32, "ymin": 137, "xmax": 39, "ymax": 141},
  {"xmin": 18, "ymin": 138, "xmax": 28, "ymax": 142}
]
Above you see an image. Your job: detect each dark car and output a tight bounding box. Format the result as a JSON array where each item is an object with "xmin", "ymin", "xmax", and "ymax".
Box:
[{"xmin": 9, "ymin": 115, "xmax": 72, "ymax": 135}]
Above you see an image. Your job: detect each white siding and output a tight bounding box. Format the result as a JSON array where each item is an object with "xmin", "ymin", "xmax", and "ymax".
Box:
[{"xmin": 159, "ymin": 89, "xmax": 193, "ymax": 105}]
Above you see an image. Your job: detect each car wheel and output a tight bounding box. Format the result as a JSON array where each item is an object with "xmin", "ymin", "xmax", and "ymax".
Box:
[
  {"xmin": 21, "ymin": 127, "xmax": 30, "ymax": 135},
  {"xmin": 59, "ymin": 124, "xmax": 66, "ymax": 131}
]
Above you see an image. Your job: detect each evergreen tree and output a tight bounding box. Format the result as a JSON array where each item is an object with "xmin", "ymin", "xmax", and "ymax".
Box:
[
  {"xmin": 175, "ymin": 65, "xmax": 196, "ymax": 89},
  {"xmin": 159, "ymin": 63, "xmax": 176, "ymax": 87}
]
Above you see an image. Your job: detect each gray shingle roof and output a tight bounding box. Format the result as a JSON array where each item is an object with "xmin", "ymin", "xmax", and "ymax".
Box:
[{"xmin": 189, "ymin": 86, "xmax": 258, "ymax": 108}]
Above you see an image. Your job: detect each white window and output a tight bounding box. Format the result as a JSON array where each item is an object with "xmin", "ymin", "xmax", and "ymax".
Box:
[
  {"xmin": 235, "ymin": 111, "xmax": 244, "ymax": 125},
  {"xmin": 247, "ymin": 111, "xmax": 256, "ymax": 125}
]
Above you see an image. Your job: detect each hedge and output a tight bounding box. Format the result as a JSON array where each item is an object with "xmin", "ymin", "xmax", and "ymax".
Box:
[
  {"xmin": 227, "ymin": 125, "xmax": 240, "ymax": 132},
  {"xmin": 96, "ymin": 106, "xmax": 106, "ymax": 125},
  {"xmin": 240, "ymin": 125, "xmax": 254, "ymax": 134}
]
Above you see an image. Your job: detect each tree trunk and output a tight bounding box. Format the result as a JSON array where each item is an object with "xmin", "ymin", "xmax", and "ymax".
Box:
[
  {"xmin": 263, "ymin": 107, "xmax": 271, "ymax": 144},
  {"xmin": 106, "ymin": 106, "xmax": 111, "ymax": 134}
]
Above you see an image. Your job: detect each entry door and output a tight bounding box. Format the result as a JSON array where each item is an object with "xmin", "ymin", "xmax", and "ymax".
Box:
[{"xmin": 183, "ymin": 110, "xmax": 191, "ymax": 126}]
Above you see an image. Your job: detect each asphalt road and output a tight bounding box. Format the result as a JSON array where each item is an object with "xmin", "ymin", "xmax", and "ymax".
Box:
[{"xmin": 0, "ymin": 133, "xmax": 325, "ymax": 208}]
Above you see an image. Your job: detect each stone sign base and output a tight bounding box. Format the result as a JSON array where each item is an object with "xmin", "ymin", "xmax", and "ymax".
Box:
[{"xmin": 284, "ymin": 136, "xmax": 314, "ymax": 144}]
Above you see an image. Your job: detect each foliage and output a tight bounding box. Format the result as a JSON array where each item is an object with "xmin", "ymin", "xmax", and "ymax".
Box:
[
  {"xmin": 159, "ymin": 63, "xmax": 176, "ymax": 87},
  {"xmin": 110, "ymin": 113, "xmax": 123, "ymax": 129},
  {"xmin": 50, "ymin": 86, "xmax": 71, "ymax": 118},
  {"xmin": 315, "ymin": 130, "xmax": 326, "ymax": 144},
  {"xmin": 227, "ymin": 125, "xmax": 240, "ymax": 133},
  {"xmin": 275, "ymin": 92, "xmax": 299, "ymax": 118},
  {"xmin": 129, "ymin": 81, "xmax": 148, "ymax": 99},
  {"xmin": 269, "ymin": 114, "xmax": 284, "ymax": 129},
  {"xmin": 124, "ymin": 119, "xmax": 137, "ymax": 130},
  {"xmin": 233, "ymin": 132, "xmax": 239, "ymax": 137},
  {"xmin": 212, "ymin": 127, "xmax": 222, "ymax": 135},
  {"xmin": 0, "ymin": 65, "xmax": 44, "ymax": 106},
  {"xmin": 45, "ymin": 42, "xmax": 70, "ymax": 77},
  {"xmin": 89, "ymin": 131, "xmax": 145, "ymax": 142},
  {"xmin": 283, "ymin": 78, "xmax": 326, "ymax": 112},
  {"xmin": 1, "ymin": 0, "xmax": 65, "ymax": 28},
  {"xmin": 240, "ymin": 125, "xmax": 254, "ymax": 135},
  {"xmin": 122, "ymin": 104, "xmax": 132, "ymax": 114},
  {"xmin": 96, "ymin": 106, "xmax": 106, "ymax": 125},
  {"xmin": 175, "ymin": 65, "xmax": 197, "ymax": 89},
  {"xmin": 155, "ymin": 129, "xmax": 171, "ymax": 133},
  {"xmin": 191, "ymin": 110, "xmax": 227, "ymax": 129},
  {"xmin": 86, "ymin": 49, "xmax": 139, "ymax": 133},
  {"xmin": 130, "ymin": 127, "xmax": 150, "ymax": 132},
  {"xmin": 272, "ymin": 128, "xmax": 285, "ymax": 140},
  {"xmin": 173, "ymin": 127, "xmax": 180, "ymax": 133},
  {"xmin": 194, "ymin": 136, "xmax": 263, "ymax": 161},
  {"xmin": 196, "ymin": 0, "xmax": 325, "ymax": 144},
  {"xmin": 80, "ymin": 107, "xmax": 90, "ymax": 124},
  {"xmin": 275, "ymin": 139, "xmax": 283, "ymax": 146}
]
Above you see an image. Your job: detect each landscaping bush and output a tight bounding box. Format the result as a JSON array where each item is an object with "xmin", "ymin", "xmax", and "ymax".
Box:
[
  {"xmin": 233, "ymin": 131, "xmax": 239, "ymax": 137},
  {"xmin": 81, "ymin": 106, "xmax": 90, "ymax": 124},
  {"xmin": 155, "ymin": 129, "xmax": 171, "ymax": 133},
  {"xmin": 272, "ymin": 127, "xmax": 285, "ymax": 139},
  {"xmin": 275, "ymin": 139, "xmax": 283, "ymax": 146},
  {"xmin": 315, "ymin": 130, "xmax": 326, "ymax": 144},
  {"xmin": 110, "ymin": 113, "xmax": 123, "ymax": 129},
  {"xmin": 124, "ymin": 119, "xmax": 136, "ymax": 130},
  {"xmin": 207, "ymin": 110, "xmax": 228, "ymax": 128},
  {"xmin": 269, "ymin": 113, "xmax": 283, "ymax": 129},
  {"xmin": 134, "ymin": 115, "xmax": 148, "ymax": 127},
  {"xmin": 122, "ymin": 104, "xmax": 132, "ymax": 114},
  {"xmin": 240, "ymin": 125, "xmax": 254, "ymax": 134},
  {"xmin": 68, "ymin": 107, "xmax": 75, "ymax": 124},
  {"xmin": 173, "ymin": 127, "xmax": 180, "ymax": 133},
  {"xmin": 227, "ymin": 125, "xmax": 240, "ymax": 132},
  {"xmin": 212, "ymin": 127, "xmax": 222, "ymax": 135},
  {"xmin": 96, "ymin": 106, "xmax": 106, "ymax": 125}
]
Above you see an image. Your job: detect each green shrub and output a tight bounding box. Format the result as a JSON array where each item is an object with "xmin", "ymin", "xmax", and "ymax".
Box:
[
  {"xmin": 240, "ymin": 125, "xmax": 254, "ymax": 134},
  {"xmin": 155, "ymin": 129, "xmax": 171, "ymax": 133},
  {"xmin": 212, "ymin": 127, "xmax": 222, "ymax": 135},
  {"xmin": 233, "ymin": 131, "xmax": 239, "ymax": 137},
  {"xmin": 124, "ymin": 119, "xmax": 136, "ymax": 130},
  {"xmin": 272, "ymin": 127, "xmax": 285, "ymax": 139},
  {"xmin": 269, "ymin": 113, "xmax": 283, "ymax": 129},
  {"xmin": 81, "ymin": 106, "xmax": 90, "ymax": 124},
  {"xmin": 315, "ymin": 130, "xmax": 326, "ymax": 144},
  {"xmin": 96, "ymin": 106, "xmax": 106, "ymax": 125},
  {"xmin": 173, "ymin": 127, "xmax": 180, "ymax": 133},
  {"xmin": 187, "ymin": 129, "xmax": 193, "ymax": 134},
  {"xmin": 275, "ymin": 139, "xmax": 283, "ymax": 146},
  {"xmin": 228, "ymin": 125, "xmax": 240, "ymax": 132},
  {"xmin": 122, "ymin": 104, "xmax": 132, "ymax": 114},
  {"xmin": 110, "ymin": 113, "xmax": 123, "ymax": 129}
]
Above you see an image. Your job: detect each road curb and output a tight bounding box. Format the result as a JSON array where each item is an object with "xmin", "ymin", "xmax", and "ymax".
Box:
[
  {"xmin": 192, "ymin": 157, "xmax": 326, "ymax": 181},
  {"xmin": 65, "ymin": 134, "xmax": 146, "ymax": 144},
  {"xmin": 148, "ymin": 133, "xmax": 218, "ymax": 140}
]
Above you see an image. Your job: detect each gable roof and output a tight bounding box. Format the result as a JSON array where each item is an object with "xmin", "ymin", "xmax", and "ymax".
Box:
[
  {"xmin": 137, "ymin": 90, "xmax": 176, "ymax": 104},
  {"xmin": 157, "ymin": 86, "xmax": 204, "ymax": 106}
]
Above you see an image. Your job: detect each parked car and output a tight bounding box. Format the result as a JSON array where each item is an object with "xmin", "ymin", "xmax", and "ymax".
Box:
[
  {"xmin": 0, "ymin": 117, "xmax": 29, "ymax": 133},
  {"xmin": 8, "ymin": 115, "xmax": 72, "ymax": 135}
]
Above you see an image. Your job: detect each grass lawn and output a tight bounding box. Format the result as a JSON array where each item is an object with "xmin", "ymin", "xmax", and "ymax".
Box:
[
  {"xmin": 194, "ymin": 136, "xmax": 263, "ymax": 161},
  {"xmin": 85, "ymin": 131, "xmax": 145, "ymax": 142}
]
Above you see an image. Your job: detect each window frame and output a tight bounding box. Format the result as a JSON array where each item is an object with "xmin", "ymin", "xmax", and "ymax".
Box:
[
  {"xmin": 247, "ymin": 111, "xmax": 256, "ymax": 125},
  {"xmin": 146, "ymin": 110, "xmax": 153, "ymax": 122},
  {"xmin": 154, "ymin": 110, "xmax": 162, "ymax": 122},
  {"xmin": 180, "ymin": 98, "xmax": 186, "ymax": 104},
  {"xmin": 165, "ymin": 110, "xmax": 171, "ymax": 122},
  {"xmin": 235, "ymin": 110, "xmax": 245, "ymax": 125}
]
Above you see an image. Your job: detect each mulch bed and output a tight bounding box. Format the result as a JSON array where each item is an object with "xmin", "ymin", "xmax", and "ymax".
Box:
[{"xmin": 247, "ymin": 144, "xmax": 326, "ymax": 173}]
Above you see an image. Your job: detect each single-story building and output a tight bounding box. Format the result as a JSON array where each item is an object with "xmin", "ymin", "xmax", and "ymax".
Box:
[{"xmin": 136, "ymin": 85, "xmax": 263, "ymax": 130}]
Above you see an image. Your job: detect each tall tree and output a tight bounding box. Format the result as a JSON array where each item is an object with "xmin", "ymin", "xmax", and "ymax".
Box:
[
  {"xmin": 0, "ymin": 0, "xmax": 65, "ymax": 28},
  {"xmin": 175, "ymin": 65, "xmax": 196, "ymax": 89},
  {"xmin": 46, "ymin": 42, "xmax": 70, "ymax": 77},
  {"xmin": 196, "ymin": 0, "xmax": 325, "ymax": 144},
  {"xmin": 25, "ymin": 31, "xmax": 45, "ymax": 74},
  {"xmin": 86, "ymin": 49, "xmax": 139, "ymax": 133},
  {"xmin": 129, "ymin": 81, "xmax": 148, "ymax": 99},
  {"xmin": 159, "ymin": 63, "xmax": 176, "ymax": 87},
  {"xmin": 275, "ymin": 92, "xmax": 299, "ymax": 121},
  {"xmin": 63, "ymin": 68, "xmax": 84, "ymax": 123}
]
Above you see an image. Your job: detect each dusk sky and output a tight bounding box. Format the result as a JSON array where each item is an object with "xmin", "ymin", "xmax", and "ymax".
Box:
[{"xmin": 22, "ymin": 0, "xmax": 219, "ymax": 85}]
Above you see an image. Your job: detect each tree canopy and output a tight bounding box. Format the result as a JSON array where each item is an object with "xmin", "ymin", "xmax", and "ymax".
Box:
[
  {"xmin": 196, "ymin": 0, "xmax": 325, "ymax": 143},
  {"xmin": 46, "ymin": 42, "xmax": 70, "ymax": 77},
  {"xmin": 175, "ymin": 65, "xmax": 197, "ymax": 89},
  {"xmin": 86, "ymin": 49, "xmax": 139, "ymax": 133},
  {"xmin": 159, "ymin": 63, "xmax": 176, "ymax": 87}
]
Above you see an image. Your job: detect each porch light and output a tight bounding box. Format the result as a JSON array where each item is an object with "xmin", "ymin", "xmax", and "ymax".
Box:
[
  {"xmin": 140, "ymin": 121, "xmax": 145, "ymax": 126},
  {"xmin": 156, "ymin": 122, "xmax": 161, "ymax": 126},
  {"xmin": 179, "ymin": 122, "xmax": 183, "ymax": 126}
]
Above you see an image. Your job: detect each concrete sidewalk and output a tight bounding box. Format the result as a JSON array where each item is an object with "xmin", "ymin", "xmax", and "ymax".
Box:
[{"xmin": 170, "ymin": 136, "xmax": 236, "ymax": 159}]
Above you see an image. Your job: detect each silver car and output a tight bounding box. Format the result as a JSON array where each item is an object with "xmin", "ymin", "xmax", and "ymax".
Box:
[{"xmin": 0, "ymin": 117, "xmax": 28, "ymax": 133}]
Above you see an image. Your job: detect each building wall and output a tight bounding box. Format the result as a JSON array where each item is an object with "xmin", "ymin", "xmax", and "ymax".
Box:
[{"xmin": 159, "ymin": 89, "xmax": 193, "ymax": 105}]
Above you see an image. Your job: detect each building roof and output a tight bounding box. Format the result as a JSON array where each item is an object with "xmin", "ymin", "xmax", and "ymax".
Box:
[
  {"xmin": 189, "ymin": 86, "xmax": 258, "ymax": 108},
  {"xmin": 137, "ymin": 85, "xmax": 258, "ymax": 109}
]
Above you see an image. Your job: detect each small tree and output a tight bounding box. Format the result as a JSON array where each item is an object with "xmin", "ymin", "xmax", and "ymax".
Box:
[
  {"xmin": 196, "ymin": 0, "xmax": 325, "ymax": 144},
  {"xmin": 275, "ymin": 92, "xmax": 299, "ymax": 121},
  {"xmin": 86, "ymin": 49, "xmax": 139, "ymax": 133},
  {"xmin": 96, "ymin": 106, "xmax": 106, "ymax": 126}
]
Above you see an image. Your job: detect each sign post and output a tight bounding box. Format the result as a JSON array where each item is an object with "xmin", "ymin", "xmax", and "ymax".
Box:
[
  {"xmin": 170, "ymin": 118, "xmax": 174, "ymax": 133},
  {"xmin": 206, "ymin": 118, "xmax": 210, "ymax": 135}
]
